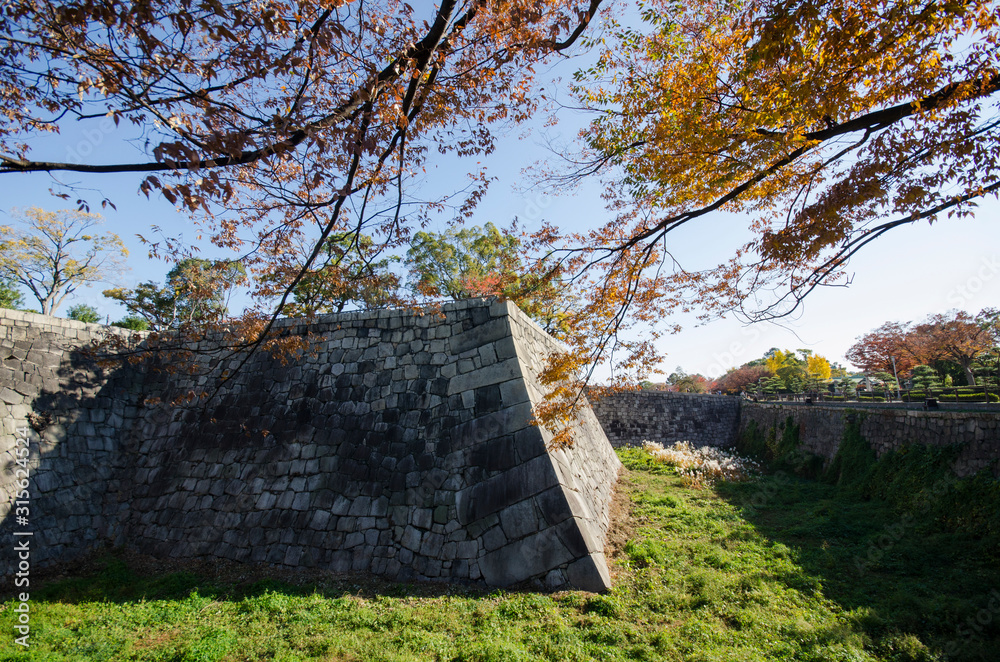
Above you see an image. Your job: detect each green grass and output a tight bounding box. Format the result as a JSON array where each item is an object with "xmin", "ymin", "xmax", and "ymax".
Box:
[{"xmin": 2, "ymin": 448, "xmax": 998, "ymax": 661}]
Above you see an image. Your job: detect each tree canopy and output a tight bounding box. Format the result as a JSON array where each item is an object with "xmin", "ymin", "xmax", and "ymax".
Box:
[
  {"xmin": 258, "ymin": 234, "xmax": 401, "ymax": 317},
  {"xmin": 553, "ymin": 0, "xmax": 1000, "ymax": 328},
  {"xmin": 66, "ymin": 303, "xmax": 101, "ymax": 324},
  {"xmin": 0, "ymin": 0, "xmax": 599, "ymax": 319},
  {"xmin": 104, "ymin": 258, "xmax": 246, "ymax": 330},
  {"xmin": 847, "ymin": 309, "xmax": 999, "ymax": 386},
  {"xmin": 3, "ymin": 0, "xmax": 999, "ymax": 443},
  {"xmin": 0, "ymin": 208, "xmax": 127, "ymax": 315},
  {"xmin": 0, "ymin": 276, "xmax": 25, "ymax": 311},
  {"xmin": 406, "ymin": 222, "xmax": 573, "ymax": 336},
  {"xmin": 714, "ymin": 364, "xmax": 773, "ymax": 395}
]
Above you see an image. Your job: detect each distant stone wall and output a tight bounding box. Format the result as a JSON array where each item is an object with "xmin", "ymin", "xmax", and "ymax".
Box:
[
  {"xmin": 1, "ymin": 301, "xmax": 619, "ymax": 591},
  {"xmin": 740, "ymin": 402, "xmax": 1000, "ymax": 477},
  {"xmin": 589, "ymin": 391, "xmax": 740, "ymax": 448}
]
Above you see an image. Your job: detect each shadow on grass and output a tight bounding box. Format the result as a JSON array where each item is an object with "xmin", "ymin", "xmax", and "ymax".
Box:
[
  {"xmin": 715, "ymin": 471, "xmax": 1000, "ymax": 662},
  {"xmin": 20, "ymin": 551, "xmax": 499, "ymax": 607}
]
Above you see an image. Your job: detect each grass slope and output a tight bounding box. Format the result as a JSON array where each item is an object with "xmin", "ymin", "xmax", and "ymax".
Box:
[{"xmin": 2, "ymin": 447, "xmax": 998, "ymax": 661}]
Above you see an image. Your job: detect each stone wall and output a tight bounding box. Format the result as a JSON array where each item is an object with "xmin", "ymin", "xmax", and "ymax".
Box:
[
  {"xmin": 589, "ymin": 391, "xmax": 740, "ymax": 448},
  {"xmin": 504, "ymin": 304, "xmax": 620, "ymax": 589},
  {"xmin": 740, "ymin": 402, "xmax": 1000, "ymax": 477},
  {"xmin": 1, "ymin": 301, "xmax": 619, "ymax": 591},
  {"xmin": 0, "ymin": 310, "xmax": 144, "ymax": 572}
]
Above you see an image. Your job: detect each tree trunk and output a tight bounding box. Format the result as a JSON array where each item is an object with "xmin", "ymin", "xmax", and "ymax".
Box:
[{"xmin": 962, "ymin": 361, "xmax": 977, "ymax": 386}]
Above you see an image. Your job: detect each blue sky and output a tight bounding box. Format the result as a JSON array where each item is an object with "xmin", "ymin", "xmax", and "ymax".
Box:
[{"xmin": 2, "ymin": 40, "xmax": 998, "ymax": 382}]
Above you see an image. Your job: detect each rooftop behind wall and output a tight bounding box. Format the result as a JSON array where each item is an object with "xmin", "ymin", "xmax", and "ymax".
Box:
[{"xmin": 0, "ymin": 300, "xmax": 619, "ymax": 591}]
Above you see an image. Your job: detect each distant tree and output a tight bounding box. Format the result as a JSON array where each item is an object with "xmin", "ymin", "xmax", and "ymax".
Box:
[
  {"xmin": 803, "ymin": 375, "xmax": 822, "ymax": 393},
  {"xmin": 0, "ymin": 208, "xmax": 127, "ymax": 315},
  {"xmin": 849, "ymin": 311, "xmax": 998, "ymax": 386},
  {"xmin": 714, "ymin": 365, "xmax": 773, "ymax": 395},
  {"xmin": 763, "ymin": 349, "xmax": 809, "ymax": 391},
  {"xmin": 665, "ymin": 368, "xmax": 708, "ymax": 393},
  {"xmin": 675, "ymin": 374, "xmax": 709, "ymax": 393},
  {"xmin": 66, "ymin": 304, "xmax": 100, "ymax": 323},
  {"xmin": 911, "ymin": 309, "xmax": 997, "ymax": 386},
  {"xmin": 872, "ymin": 371, "xmax": 897, "ymax": 390},
  {"xmin": 257, "ymin": 234, "xmax": 400, "ymax": 317},
  {"xmin": 103, "ymin": 281, "xmax": 174, "ymax": 330},
  {"xmin": 761, "ymin": 375, "xmax": 783, "ymax": 395},
  {"xmin": 666, "ymin": 367, "xmax": 688, "ymax": 386},
  {"xmin": 805, "ymin": 355, "xmax": 832, "ymax": 381},
  {"xmin": 973, "ymin": 349, "xmax": 1000, "ymax": 387},
  {"xmin": 838, "ymin": 377, "xmax": 856, "ymax": 398},
  {"xmin": 406, "ymin": 222, "xmax": 574, "ymax": 336},
  {"xmin": 104, "ymin": 258, "xmax": 246, "ymax": 330},
  {"xmin": 407, "ymin": 223, "xmax": 518, "ymax": 300},
  {"xmin": 0, "ymin": 276, "xmax": 24, "ymax": 310},
  {"xmin": 911, "ymin": 365, "xmax": 942, "ymax": 390},
  {"xmin": 829, "ymin": 362, "xmax": 850, "ymax": 380},
  {"xmin": 111, "ymin": 316, "xmax": 150, "ymax": 331},
  {"xmin": 846, "ymin": 321, "xmax": 918, "ymax": 376}
]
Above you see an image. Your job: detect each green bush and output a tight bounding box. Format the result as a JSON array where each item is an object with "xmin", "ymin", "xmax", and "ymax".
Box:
[
  {"xmin": 66, "ymin": 303, "xmax": 101, "ymax": 323},
  {"xmin": 111, "ymin": 315, "xmax": 150, "ymax": 331},
  {"xmin": 933, "ymin": 393, "xmax": 999, "ymax": 402},
  {"xmin": 903, "ymin": 390, "xmax": 999, "ymax": 403},
  {"xmin": 822, "ymin": 420, "xmax": 877, "ymax": 490}
]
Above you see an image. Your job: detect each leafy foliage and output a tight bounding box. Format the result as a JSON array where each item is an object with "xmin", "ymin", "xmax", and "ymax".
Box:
[
  {"xmin": 104, "ymin": 258, "xmax": 246, "ymax": 330},
  {"xmin": 0, "ymin": 208, "xmax": 127, "ymax": 315},
  {"xmin": 406, "ymin": 222, "xmax": 575, "ymax": 336},
  {"xmin": 848, "ymin": 309, "xmax": 998, "ymax": 385},
  {"xmin": 66, "ymin": 304, "xmax": 101, "ymax": 324},
  {"xmin": 111, "ymin": 316, "xmax": 151, "ymax": 331},
  {"xmin": 561, "ymin": 0, "xmax": 1000, "ymax": 320},
  {"xmin": 714, "ymin": 364, "xmax": 773, "ymax": 395},
  {"xmin": 846, "ymin": 321, "xmax": 918, "ymax": 376},
  {"xmin": 910, "ymin": 365, "xmax": 942, "ymax": 390},
  {"xmin": 911, "ymin": 309, "xmax": 998, "ymax": 386},
  {"xmin": 4, "ymin": 0, "xmax": 998, "ymax": 446},
  {"xmin": 665, "ymin": 367, "xmax": 709, "ymax": 393},
  {"xmin": 258, "ymin": 234, "xmax": 400, "ymax": 317},
  {"xmin": 0, "ymin": 0, "xmax": 605, "ymax": 434},
  {"xmin": 0, "ymin": 276, "xmax": 24, "ymax": 310}
]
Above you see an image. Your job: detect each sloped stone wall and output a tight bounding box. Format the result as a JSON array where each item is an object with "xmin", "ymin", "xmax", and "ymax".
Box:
[
  {"xmin": 589, "ymin": 390, "xmax": 740, "ymax": 448},
  {"xmin": 0, "ymin": 301, "xmax": 619, "ymax": 591},
  {"xmin": 740, "ymin": 402, "xmax": 1000, "ymax": 477},
  {"xmin": 501, "ymin": 304, "xmax": 621, "ymax": 589}
]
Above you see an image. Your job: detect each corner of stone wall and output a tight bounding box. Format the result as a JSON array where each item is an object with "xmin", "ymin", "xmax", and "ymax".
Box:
[
  {"xmin": 501, "ymin": 302, "xmax": 621, "ymax": 592},
  {"xmin": 1, "ymin": 301, "xmax": 623, "ymax": 592}
]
